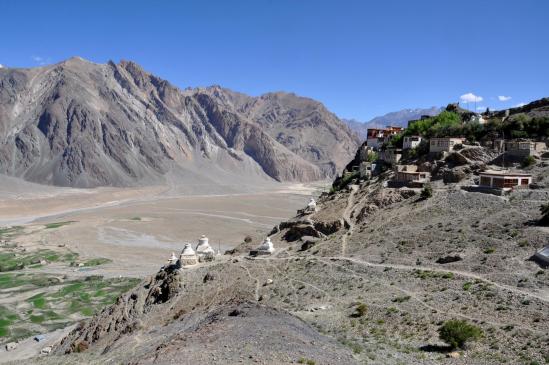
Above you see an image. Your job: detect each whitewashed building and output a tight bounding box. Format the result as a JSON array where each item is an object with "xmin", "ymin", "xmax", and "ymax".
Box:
[
  {"xmin": 403, "ymin": 136, "xmax": 422, "ymax": 150},
  {"xmin": 429, "ymin": 137, "xmax": 465, "ymax": 153},
  {"xmin": 479, "ymin": 170, "xmax": 532, "ymax": 189}
]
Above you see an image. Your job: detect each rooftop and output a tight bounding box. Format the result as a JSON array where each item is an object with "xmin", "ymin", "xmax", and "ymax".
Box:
[{"xmin": 480, "ymin": 170, "xmax": 532, "ymax": 177}]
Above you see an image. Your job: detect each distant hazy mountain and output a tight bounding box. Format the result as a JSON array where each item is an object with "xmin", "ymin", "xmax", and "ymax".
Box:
[
  {"xmin": 343, "ymin": 107, "xmax": 443, "ymax": 140},
  {"xmin": 0, "ymin": 58, "xmax": 359, "ymax": 189}
]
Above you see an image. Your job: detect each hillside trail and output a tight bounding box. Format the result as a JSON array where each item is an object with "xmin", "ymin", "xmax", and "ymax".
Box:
[
  {"xmin": 329, "ymin": 256, "xmax": 549, "ymax": 303},
  {"xmin": 316, "ymin": 257, "xmax": 547, "ymax": 336},
  {"xmin": 341, "ymin": 184, "xmax": 359, "ymax": 256}
]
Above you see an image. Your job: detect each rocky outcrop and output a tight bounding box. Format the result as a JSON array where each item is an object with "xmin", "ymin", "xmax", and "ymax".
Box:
[{"xmin": 56, "ymin": 266, "xmax": 181, "ymax": 354}]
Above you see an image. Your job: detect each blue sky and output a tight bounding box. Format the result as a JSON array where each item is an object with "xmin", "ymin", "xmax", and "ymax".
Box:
[{"xmin": 1, "ymin": 0, "xmax": 547, "ymax": 121}]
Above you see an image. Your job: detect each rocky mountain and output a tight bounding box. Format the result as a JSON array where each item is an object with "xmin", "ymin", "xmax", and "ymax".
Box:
[
  {"xmin": 344, "ymin": 107, "xmax": 442, "ymax": 141},
  {"xmin": 0, "ymin": 58, "xmax": 358, "ymax": 188}
]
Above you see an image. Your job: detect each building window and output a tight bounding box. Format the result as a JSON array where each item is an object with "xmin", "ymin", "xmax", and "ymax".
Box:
[{"xmin": 480, "ymin": 176, "xmax": 491, "ymax": 186}]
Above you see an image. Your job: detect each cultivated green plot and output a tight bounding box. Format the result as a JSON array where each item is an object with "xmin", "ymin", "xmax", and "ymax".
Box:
[
  {"xmin": 0, "ymin": 249, "xmax": 78, "ymax": 272},
  {"xmin": 0, "ymin": 226, "xmax": 23, "ymax": 239},
  {"xmin": 0, "ymin": 273, "xmax": 139, "ymax": 344},
  {"xmin": 44, "ymin": 221, "xmax": 76, "ymax": 229}
]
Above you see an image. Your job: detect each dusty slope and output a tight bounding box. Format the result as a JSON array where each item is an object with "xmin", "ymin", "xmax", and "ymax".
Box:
[
  {"xmin": 14, "ymin": 147, "xmax": 549, "ymax": 365},
  {"xmin": 0, "ymin": 59, "xmax": 358, "ymax": 188}
]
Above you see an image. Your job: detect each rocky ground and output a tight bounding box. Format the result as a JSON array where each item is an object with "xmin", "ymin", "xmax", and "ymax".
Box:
[{"xmin": 5, "ymin": 147, "xmax": 549, "ymax": 364}]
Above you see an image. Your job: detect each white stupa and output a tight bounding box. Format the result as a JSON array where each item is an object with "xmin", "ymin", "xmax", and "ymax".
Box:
[
  {"xmin": 168, "ymin": 252, "xmax": 178, "ymax": 265},
  {"xmin": 195, "ymin": 235, "xmax": 215, "ymax": 262},
  {"xmin": 256, "ymin": 237, "xmax": 275, "ymax": 255},
  {"xmin": 307, "ymin": 198, "xmax": 317, "ymax": 212},
  {"xmin": 179, "ymin": 243, "xmax": 198, "ymax": 267}
]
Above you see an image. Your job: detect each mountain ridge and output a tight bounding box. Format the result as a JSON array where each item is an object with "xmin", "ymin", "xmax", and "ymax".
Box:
[{"xmin": 0, "ymin": 58, "xmax": 359, "ymax": 189}]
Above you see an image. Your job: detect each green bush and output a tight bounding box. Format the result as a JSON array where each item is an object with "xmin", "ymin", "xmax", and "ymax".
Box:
[
  {"xmin": 522, "ymin": 155, "xmax": 536, "ymax": 168},
  {"xmin": 438, "ymin": 320, "xmax": 483, "ymax": 349},
  {"xmin": 420, "ymin": 184, "xmax": 433, "ymax": 200},
  {"xmin": 351, "ymin": 303, "xmax": 368, "ymax": 317},
  {"xmin": 539, "ymin": 202, "xmax": 549, "ymax": 225}
]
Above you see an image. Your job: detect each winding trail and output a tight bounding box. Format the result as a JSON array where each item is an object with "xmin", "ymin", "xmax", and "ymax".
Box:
[
  {"xmin": 340, "ymin": 185, "xmax": 358, "ymax": 256},
  {"xmin": 334, "ymin": 256, "xmax": 549, "ymax": 303}
]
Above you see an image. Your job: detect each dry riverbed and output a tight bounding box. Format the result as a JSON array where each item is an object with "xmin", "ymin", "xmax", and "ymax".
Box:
[{"xmin": 0, "ymin": 177, "xmax": 324, "ymax": 360}]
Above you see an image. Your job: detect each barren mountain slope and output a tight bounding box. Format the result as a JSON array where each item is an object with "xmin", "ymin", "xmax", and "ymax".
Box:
[
  {"xmin": 196, "ymin": 86, "xmax": 360, "ymax": 176},
  {"xmin": 23, "ymin": 146, "xmax": 548, "ymax": 365},
  {"xmin": 0, "ymin": 58, "xmax": 358, "ymax": 188}
]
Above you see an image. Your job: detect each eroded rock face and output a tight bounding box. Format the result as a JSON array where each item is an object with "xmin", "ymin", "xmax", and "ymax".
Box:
[
  {"xmin": 55, "ymin": 266, "xmax": 181, "ymax": 355},
  {"xmin": 0, "ymin": 59, "xmax": 359, "ymax": 187}
]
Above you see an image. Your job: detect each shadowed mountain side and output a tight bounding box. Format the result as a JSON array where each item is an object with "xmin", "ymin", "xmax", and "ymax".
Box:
[{"xmin": 0, "ymin": 58, "xmax": 358, "ymax": 188}]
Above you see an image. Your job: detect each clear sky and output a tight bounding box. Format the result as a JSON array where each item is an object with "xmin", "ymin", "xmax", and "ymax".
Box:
[{"xmin": 1, "ymin": 0, "xmax": 547, "ymax": 121}]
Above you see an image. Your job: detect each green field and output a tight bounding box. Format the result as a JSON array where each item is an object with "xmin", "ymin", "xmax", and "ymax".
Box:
[
  {"xmin": 44, "ymin": 221, "xmax": 76, "ymax": 229},
  {"xmin": 0, "ymin": 249, "xmax": 79, "ymax": 272},
  {"xmin": 0, "ymin": 273, "xmax": 139, "ymax": 343}
]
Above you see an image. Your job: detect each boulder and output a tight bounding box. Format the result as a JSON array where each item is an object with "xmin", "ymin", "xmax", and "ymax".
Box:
[
  {"xmin": 442, "ymin": 169, "xmax": 466, "ymax": 183},
  {"xmin": 436, "ymin": 255, "xmax": 463, "ymax": 264}
]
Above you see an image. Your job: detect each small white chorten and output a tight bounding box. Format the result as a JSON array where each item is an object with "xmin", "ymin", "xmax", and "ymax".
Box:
[
  {"xmin": 256, "ymin": 237, "xmax": 275, "ymax": 255},
  {"xmin": 195, "ymin": 235, "xmax": 215, "ymax": 262},
  {"xmin": 179, "ymin": 243, "xmax": 198, "ymax": 267},
  {"xmin": 307, "ymin": 198, "xmax": 317, "ymax": 212},
  {"xmin": 168, "ymin": 252, "xmax": 178, "ymax": 265}
]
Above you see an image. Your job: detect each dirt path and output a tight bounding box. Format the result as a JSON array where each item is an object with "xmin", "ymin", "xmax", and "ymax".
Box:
[
  {"xmin": 316, "ymin": 257, "xmax": 547, "ymax": 336},
  {"xmin": 341, "ymin": 185, "xmax": 358, "ymax": 256},
  {"xmin": 332, "ymin": 256, "xmax": 549, "ymax": 303}
]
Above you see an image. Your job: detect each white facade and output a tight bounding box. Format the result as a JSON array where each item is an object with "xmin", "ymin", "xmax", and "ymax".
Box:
[
  {"xmin": 479, "ymin": 171, "xmax": 532, "ymax": 189},
  {"xmin": 429, "ymin": 138, "xmax": 465, "ymax": 153},
  {"xmin": 403, "ymin": 136, "xmax": 422, "ymax": 150}
]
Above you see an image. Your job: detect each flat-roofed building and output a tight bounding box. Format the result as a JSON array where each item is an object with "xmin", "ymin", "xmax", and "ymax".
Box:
[
  {"xmin": 403, "ymin": 136, "xmax": 422, "ymax": 150},
  {"xmin": 379, "ymin": 148, "xmax": 402, "ymax": 165},
  {"xmin": 479, "ymin": 170, "xmax": 532, "ymax": 189},
  {"xmin": 391, "ymin": 165, "xmax": 430, "ymax": 187},
  {"xmin": 366, "ymin": 126, "xmax": 404, "ymax": 150},
  {"xmin": 505, "ymin": 140, "xmax": 546, "ymax": 157},
  {"xmin": 429, "ymin": 137, "xmax": 465, "ymax": 153}
]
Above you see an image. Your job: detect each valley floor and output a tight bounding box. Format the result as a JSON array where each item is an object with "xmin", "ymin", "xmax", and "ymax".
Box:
[{"xmin": 0, "ymin": 176, "xmax": 324, "ymax": 362}]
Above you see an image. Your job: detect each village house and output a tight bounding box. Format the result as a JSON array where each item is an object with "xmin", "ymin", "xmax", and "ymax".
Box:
[
  {"xmin": 366, "ymin": 126, "xmax": 404, "ymax": 149},
  {"xmin": 479, "ymin": 170, "xmax": 532, "ymax": 190},
  {"xmin": 403, "ymin": 136, "xmax": 422, "ymax": 150},
  {"xmin": 359, "ymin": 161, "xmax": 375, "ymax": 179},
  {"xmin": 390, "ymin": 165, "xmax": 430, "ymax": 187},
  {"xmin": 378, "ymin": 147, "xmax": 402, "ymax": 165},
  {"xmin": 505, "ymin": 140, "xmax": 546, "ymax": 157},
  {"xmin": 429, "ymin": 137, "xmax": 465, "ymax": 153}
]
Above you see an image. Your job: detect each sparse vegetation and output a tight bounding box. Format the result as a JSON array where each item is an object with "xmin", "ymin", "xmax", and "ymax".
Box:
[
  {"xmin": 522, "ymin": 155, "xmax": 536, "ymax": 168},
  {"xmin": 539, "ymin": 202, "xmax": 549, "ymax": 225},
  {"xmin": 44, "ymin": 221, "xmax": 75, "ymax": 229},
  {"xmin": 351, "ymin": 303, "xmax": 368, "ymax": 317},
  {"xmin": 420, "ymin": 184, "xmax": 433, "ymax": 200},
  {"xmin": 438, "ymin": 320, "xmax": 483, "ymax": 349}
]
